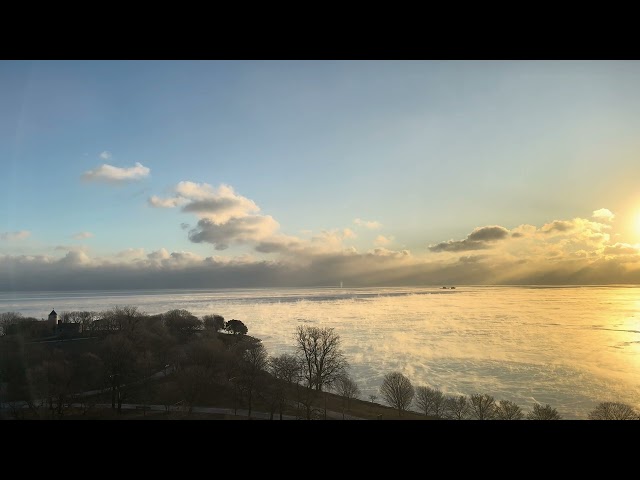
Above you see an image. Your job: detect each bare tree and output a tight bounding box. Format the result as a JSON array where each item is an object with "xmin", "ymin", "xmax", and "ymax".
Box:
[
  {"xmin": 176, "ymin": 365, "xmax": 210, "ymax": 414},
  {"xmin": 237, "ymin": 342, "xmax": 269, "ymax": 417},
  {"xmin": 334, "ymin": 375, "xmax": 361, "ymax": 417},
  {"xmin": 415, "ymin": 386, "xmax": 446, "ymax": 417},
  {"xmin": 469, "ymin": 394, "xmax": 497, "ymax": 420},
  {"xmin": 588, "ymin": 402, "xmax": 639, "ymax": 420},
  {"xmin": 294, "ymin": 325, "xmax": 347, "ymax": 392},
  {"xmin": 369, "ymin": 394, "xmax": 378, "ymax": 404},
  {"xmin": 268, "ymin": 353, "xmax": 301, "ymax": 420},
  {"xmin": 526, "ymin": 403, "xmax": 562, "ymax": 420},
  {"xmin": 269, "ymin": 353, "xmax": 301, "ymax": 385},
  {"xmin": 99, "ymin": 334, "xmax": 138, "ymax": 412},
  {"xmin": 494, "ymin": 400, "xmax": 524, "ymax": 420},
  {"xmin": 444, "ymin": 394, "xmax": 470, "ymax": 420},
  {"xmin": 380, "ymin": 371, "xmax": 414, "ymax": 417},
  {"xmin": 0, "ymin": 312, "xmax": 23, "ymax": 336}
]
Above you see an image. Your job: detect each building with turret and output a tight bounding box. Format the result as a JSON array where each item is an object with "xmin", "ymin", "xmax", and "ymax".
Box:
[{"xmin": 48, "ymin": 309, "xmax": 59, "ymax": 329}]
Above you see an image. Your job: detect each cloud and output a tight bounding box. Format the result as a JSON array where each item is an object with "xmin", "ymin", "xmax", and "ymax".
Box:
[
  {"xmin": 540, "ymin": 220, "xmax": 575, "ymax": 234},
  {"xmin": 592, "ymin": 208, "xmax": 615, "ymax": 221},
  {"xmin": 99, "ymin": 151, "xmax": 112, "ymax": 160},
  {"xmin": 151, "ymin": 181, "xmax": 361, "ymax": 257},
  {"xmin": 5, "ymin": 219, "xmax": 640, "ymax": 290},
  {"xmin": 342, "ymin": 228, "xmax": 356, "ymax": 239},
  {"xmin": 603, "ymin": 243, "xmax": 639, "ymax": 256},
  {"xmin": 428, "ymin": 225, "xmax": 509, "ymax": 252},
  {"xmin": 458, "ymin": 255, "xmax": 489, "ymax": 263},
  {"xmin": 1, "ymin": 230, "xmax": 31, "ymax": 241},
  {"xmin": 354, "ymin": 218, "xmax": 382, "ymax": 229},
  {"xmin": 72, "ymin": 232, "xmax": 94, "ymax": 240},
  {"xmin": 148, "ymin": 195, "xmax": 187, "ymax": 208},
  {"xmin": 367, "ymin": 247, "xmax": 411, "ymax": 258},
  {"xmin": 374, "ymin": 235, "xmax": 393, "ymax": 246},
  {"xmin": 189, "ymin": 215, "xmax": 280, "ymax": 250},
  {"xmin": 467, "ymin": 226, "xmax": 509, "ymax": 242},
  {"xmin": 54, "ymin": 245, "xmax": 89, "ymax": 253},
  {"xmin": 149, "ymin": 182, "xmax": 259, "ymax": 223},
  {"xmin": 116, "ymin": 248, "xmax": 146, "ymax": 259},
  {"xmin": 82, "ymin": 162, "xmax": 150, "ymax": 183}
]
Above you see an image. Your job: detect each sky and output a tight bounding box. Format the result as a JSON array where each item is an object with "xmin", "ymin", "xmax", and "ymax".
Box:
[{"xmin": 2, "ymin": 60, "xmax": 640, "ymax": 290}]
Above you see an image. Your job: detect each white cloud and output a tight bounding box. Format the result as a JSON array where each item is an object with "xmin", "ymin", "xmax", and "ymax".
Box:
[
  {"xmin": 149, "ymin": 182, "xmax": 259, "ymax": 223},
  {"xmin": 82, "ymin": 162, "xmax": 150, "ymax": 183},
  {"xmin": 354, "ymin": 218, "xmax": 382, "ymax": 229},
  {"xmin": 592, "ymin": 208, "xmax": 615, "ymax": 221},
  {"xmin": 99, "ymin": 151, "xmax": 112, "ymax": 160},
  {"xmin": 72, "ymin": 232, "xmax": 94, "ymax": 240},
  {"xmin": 1, "ymin": 230, "xmax": 31, "ymax": 241}
]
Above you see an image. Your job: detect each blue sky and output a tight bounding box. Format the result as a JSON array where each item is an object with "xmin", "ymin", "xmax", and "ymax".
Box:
[{"xmin": 2, "ymin": 60, "xmax": 640, "ymax": 289}]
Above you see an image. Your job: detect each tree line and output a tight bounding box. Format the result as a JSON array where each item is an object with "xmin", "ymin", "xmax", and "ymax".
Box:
[{"xmin": 1, "ymin": 308, "xmax": 637, "ymax": 420}]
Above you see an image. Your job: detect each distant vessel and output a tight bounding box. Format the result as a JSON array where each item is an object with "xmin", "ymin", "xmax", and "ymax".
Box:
[{"xmin": 340, "ymin": 281, "xmax": 343, "ymax": 288}]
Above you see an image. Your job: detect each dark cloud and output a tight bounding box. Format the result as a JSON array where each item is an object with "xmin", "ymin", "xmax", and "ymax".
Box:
[
  {"xmin": 541, "ymin": 220, "xmax": 574, "ymax": 233},
  {"xmin": 188, "ymin": 215, "xmax": 279, "ymax": 250},
  {"xmin": 182, "ymin": 197, "xmax": 257, "ymax": 215},
  {"xmin": 180, "ymin": 223, "xmax": 190, "ymax": 230},
  {"xmin": 255, "ymin": 240, "xmax": 296, "ymax": 253},
  {"xmin": 429, "ymin": 225, "xmax": 510, "ymax": 253},
  {"xmin": 511, "ymin": 232, "xmax": 523, "ymax": 238},
  {"xmin": 467, "ymin": 226, "xmax": 509, "ymax": 242}
]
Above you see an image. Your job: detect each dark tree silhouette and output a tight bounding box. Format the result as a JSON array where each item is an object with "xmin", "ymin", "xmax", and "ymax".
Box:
[
  {"xmin": 225, "ymin": 319, "xmax": 248, "ymax": 335},
  {"xmin": 0, "ymin": 312, "xmax": 23, "ymax": 336},
  {"xmin": 203, "ymin": 314, "xmax": 225, "ymax": 332},
  {"xmin": 237, "ymin": 342, "xmax": 269, "ymax": 417},
  {"xmin": 163, "ymin": 309, "xmax": 203, "ymax": 336},
  {"xmin": 444, "ymin": 394, "xmax": 470, "ymax": 420},
  {"xmin": 588, "ymin": 402, "xmax": 639, "ymax": 420},
  {"xmin": 379, "ymin": 371, "xmax": 414, "ymax": 416},
  {"xmin": 294, "ymin": 325, "xmax": 347, "ymax": 392},
  {"xmin": 269, "ymin": 353, "xmax": 301, "ymax": 384},
  {"xmin": 415, "ymin": 386, "xmax": 446, "ymax": 417},
  {"xmin": 100, "ymin": 334, "xmax": 137, "ymax": 413},
  {"xmin": 469, "ymin": 394, "xmax": 497, "ymax": 420},
  {"xmin": 494, "ymin": 399, "xmax": 524, "ymax": 420},
  {"xmin": 526, "ymin": 403, "xmax": 562, "ymax": 420},
  {"xmin": 334, "ymin": 375, "xmax": 361, "ymax": 416}
]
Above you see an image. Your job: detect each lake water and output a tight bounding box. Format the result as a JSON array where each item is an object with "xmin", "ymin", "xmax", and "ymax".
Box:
[{"xmin": 2, "ymin": 285, "xmax": 639, "ymax": 419}]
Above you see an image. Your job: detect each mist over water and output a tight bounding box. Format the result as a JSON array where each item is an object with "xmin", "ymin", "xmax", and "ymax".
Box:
[{"xmin": 2, "ymin": 285, "xmax": 639, "ymax": 419}]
